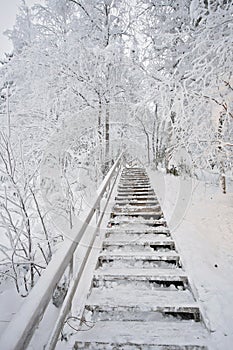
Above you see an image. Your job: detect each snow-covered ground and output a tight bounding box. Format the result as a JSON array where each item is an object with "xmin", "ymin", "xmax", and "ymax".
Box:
[{"xmin": 148, "ymin": 170, "xmax": 233, "ymax": 350}]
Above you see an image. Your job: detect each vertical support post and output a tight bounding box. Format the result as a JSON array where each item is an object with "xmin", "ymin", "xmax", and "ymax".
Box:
[
  {"xmin": 96, "ymin": 201, "xmax": 100, "ymax": 223},
  {"xmin": 106, "ymin": 178, "xmax": 111, "ymax": 197},
  {"xmin": 96, "ymin": 201, "xmax": 101, "ymax": 236},
  {"xmin": 69, "ymin": 255, "xmax": 74, "ymax": 282}
]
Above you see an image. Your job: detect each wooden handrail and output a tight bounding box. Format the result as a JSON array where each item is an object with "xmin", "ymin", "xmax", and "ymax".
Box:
[{"xmin": 0, "ymin": 153, "xmax": 123, "ymax": 350}]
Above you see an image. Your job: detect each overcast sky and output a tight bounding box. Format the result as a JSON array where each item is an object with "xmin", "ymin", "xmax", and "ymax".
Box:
[{"xmin": 0, "ymin": 0, "xmax": 37, "ymax": 59}]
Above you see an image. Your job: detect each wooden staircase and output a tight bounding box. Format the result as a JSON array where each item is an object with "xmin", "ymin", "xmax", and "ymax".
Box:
[{"xmin": 71, "ymin": 167, "xmax": 209, "ymax": 350}]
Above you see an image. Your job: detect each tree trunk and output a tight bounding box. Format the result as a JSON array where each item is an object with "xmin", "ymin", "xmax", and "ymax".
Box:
[
  {"xmin": 146, "ymin": 131, "xmax": 150, "ymax": 165},
  {"xmin": 152, "ymin": 104, "xmax": 158, "ymax": 168},
  {"xmin": 156, "ymin": 124, "xmax": 159, "ymax": 169},
  {"xmin": 98, "ymin": 95, "xmax": 103, "ymax": 173},
  {"xmin": 218, "ymin": 113, "xmax": 226, "ymax": 194},
  {"xmin": 219, "ymin": 162, "xmax": 226, "ymax": 194},
  {"xmin": 104, "ymin": 100, "xmax": 110, "ymax": 174}
]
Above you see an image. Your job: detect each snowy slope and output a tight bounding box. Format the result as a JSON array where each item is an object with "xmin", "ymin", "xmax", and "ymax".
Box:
[{"xmin": 148, "ymin": 170, "xmax": 233, "ymax": 350}]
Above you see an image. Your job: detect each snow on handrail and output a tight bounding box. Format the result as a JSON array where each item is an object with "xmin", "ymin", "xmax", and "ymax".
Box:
[{"xmin": 0, "ymin": 152, "xmax": 123, "ymax": 350}]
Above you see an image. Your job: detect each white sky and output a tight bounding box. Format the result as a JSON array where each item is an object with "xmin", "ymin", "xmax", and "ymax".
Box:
[{"xmin": 0, "ymin": 0, "xmax": 37, "ymax": 59}]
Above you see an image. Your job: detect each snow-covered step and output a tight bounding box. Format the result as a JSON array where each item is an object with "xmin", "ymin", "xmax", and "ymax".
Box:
[
  {"xmin": 116, "ymin": 195, "xmax": 157, "ymax": 200},
  {"xmin": 121, "ymin": 172, "xmax": 148, "ymax": 176},
  {"xmin": 98, "ymin": 250, "xmax": 179, "ymax": 257},
  {"xmin": 120, "ymin": 178, "xmax": 150, "ymax": 180},
  {"xmin": 98, "ymin": 251, "xmax": 180, "ymax": 266},
  {"xmin": 121, "ymin": 172, "xmax": 148, "ymax": 175},
  {"xmin": 93, "ymin": 268, "xmax": 189, "ymax": 290},
  {"xmin": 73, "ymin": 321, "xmax": 208, "ymax": 349},
  {"xmin": 119, "ymin": 181, "xmax": 151, "ymax": 185},
  {"xmin": 118, "ymin": 185, "xmax": 153, "ymax": 189},
  {"xmin": 118, "ymin": 189, "xmax": 155, "ymax": 194},
  {"xmin": 116, "ymin": 197, "xmax": 156, "ymax": 201},
  {"xmin": 103, "ymin": 237, "xmax": 175, "ymax": 251},
  {"xmin": 113, "ymin": 205, "xmax": 161, "ymax": 212},
  {"xmin": 108, "ymin": 217, "xmax": 167, "ymax": 227},
  {"xmin": 119, "ymin": 182, "xmax": 150, "ymax": 186},
  {"xmin": 102, "ymin": 245, "xmax": 175, "ymax": 254},
  {"xmin": 118, "ymin": 184, "xmax": 151, "ymax": 188},
  {"xmin": 104, "ymin": 233, "xmax": 174, "ymax": 244},
  {"xmin": 116, "ymin": 195, "xmax": 158, "ymax": 201},
  {"xmin": 86, "ymin": 287, "xmax": 196, "ymax": 310},
  {"xmin": 119, "ymin": 182, "xmax": 151, "ymax": 185},
  {"xmin": 115, "ymin": 200, "xmax": 159, "ymax": 206},
  {"xmin": 119, "ymin": 180, "xmax": 151, "ymax": 184},
  {"xmin": 95, "ymin": 267, "xmax": 186, "ymax": 277},
  {"xmin": 112, "ymin": 206, "xmax": 162, "ymax": 212},
  {"xmin": 85, "ymin": 304, "xmax": 200, "ymax": 323},
  {"xmin": 111, "ymin": 211, "xmax": 163, "ymax": 220},
  {"xmin": 121, "ymin": 172, "xmax": 147, "ymax": 174},
  {"xmin": 116, "ymin": 193, "xmax": 156, "ymax": 199},
  {"xmin": 122, "ymin": 168, "xmax": 146, "ymax": 171},
  {"xmin": 118, "ymin": 187, "xmax": 152, "ymax": 191},
  {"xmin": 105, "ymin": 227, "xmax": 170, "ymax": 236},
  {"xmin": 120, "ymin": 176, "xmax": 149, "ymax": 180}
]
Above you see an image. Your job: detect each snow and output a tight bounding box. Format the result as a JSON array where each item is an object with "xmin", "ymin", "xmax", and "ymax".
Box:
[
  {"xmin": 0, "ymin": 286, "xmax": 23, "ymax": 335},
  {"xmin": 148, "ymin": 169, "xmax": 233, "ymax": 350}
]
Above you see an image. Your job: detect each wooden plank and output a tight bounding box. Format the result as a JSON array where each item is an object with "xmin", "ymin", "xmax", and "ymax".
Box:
[
  {"xmin": 116, "ymin": 194, "xmax": 156, "ymax": 198},
  {"xmin": 108, "ymin": 218, "xmax": 167, "ymax": 226},
  {"xmin": 103, "ymin": 237, "xmax": 175, "ymax": 246},
  {"xmin": 105, "ymin": 227, "xmax": 170, "ymax": 235},
  {"xmin": 99, "ymin": 251, "xmax": 179, "ymax": 260},
  {"xmin": 87, "ymin": 288, "xmax": 195, "ymax": 307},
  {"xmin": 72, "ymin": 321, "xmax": 208, "ymax": 348},
  {"xmin": 94, "ymin": 267, "xmax": 187, "ymax": 280},
  {"xmin": 111, "ymin": 211, "xmax": 163, "ymax": 218}
]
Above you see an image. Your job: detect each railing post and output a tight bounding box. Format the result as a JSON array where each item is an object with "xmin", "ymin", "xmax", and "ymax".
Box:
[
  {"xmin": 96, "ymin": 201, "xmax": 100, "ymax": 236},
  {"xmin": 96, "ymin": 201, "xmax": 100, "ymax": 223},
  {"xmin": 69, "ymin": 255, "xmax": 74, "ymax": 282}
]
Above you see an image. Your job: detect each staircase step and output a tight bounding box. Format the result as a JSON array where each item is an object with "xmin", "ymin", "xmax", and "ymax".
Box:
[
  {"xmin": 85, "ymin": 305, "xmax": 200, "ymax": 322},
  {"xmin": 119, "ymin": 184, "xmax": 151, "ymax": 187},
  {"xmin": 104, "ymin": 234, "xmax": 174, "ymax": 245},
  {"xmin": 108, "ymin": 217, "xmax": 167, "ymax": 227},
  {"xmin": 111, "ymin": 212, "xmax": 163, "ymax": 221},
  {"xmin": 73, "ymin": 321, "xmax": 208, "ymax": 349},
  {"xmin": 113, "ymin": 202, "xmax": 161, "ymax": 212},
  {"xmin": 119, "ymin": 184, "xmax": 152, "ymax": 187},
  {"xmin": 93, "ymin": 268, "xmax": 188, "ymax": 289},
  {"xmin": 94, "ymin": 267, "xmax": 186, "ymax": 277},
  {"xmin": 98, "ymin": 251, "xmax": 179, "ymax": 262},
  {"xmin": 113, "ymin": 205, "xmax": 161, "ymax": 212},
  {"xmin": 115, "ymin": 200, "xmax": 159, "ymax": 206},
  {"xmin": 118, "ymin": 189, "xmax": 155, "ymax": 194},
  {"xmin": 98, "ymin": 253, "xmax": 180, "ymax": 268},
  {"xmin": 119, "ymin": 183, "xmax": 150, "ymax": 187},
  {"xmin": 87, "ymin": 287, "xmax": 196, "ymax": 310},
  {"xmin": 120, "ymin": 178, "xmax": 150, "ymax": 181},
  {"xmin": 116, "ymin": 195, "xmax": 158, "ymax": 201},
  {"xmin": 121, "ymin": 173, "xmax": 148, "ymax": 176},
  {"xmin": 105, "ymin": 227, "xmax": 170, "ymax": 236},
  {"xmin": 103, "ymin": 239, "xmax": 175, "ymax": 252}
]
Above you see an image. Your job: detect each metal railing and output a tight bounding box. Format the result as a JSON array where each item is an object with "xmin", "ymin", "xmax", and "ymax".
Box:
[{"xmin": 0, "ymin": 153, "xmax": 123, "ymax": 350}]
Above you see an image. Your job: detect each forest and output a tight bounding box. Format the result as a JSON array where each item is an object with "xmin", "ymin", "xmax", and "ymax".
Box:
[{"xmin": 0, "ymin": 0, "xmax": 232, "ymax": 297}]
